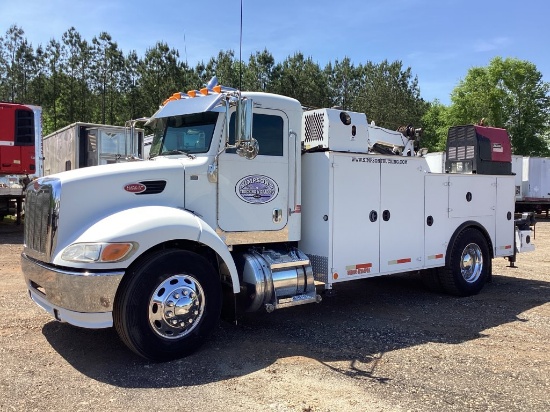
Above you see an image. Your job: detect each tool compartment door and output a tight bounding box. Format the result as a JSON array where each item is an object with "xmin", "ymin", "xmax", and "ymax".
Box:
[
  {"xmin": 495, "ymin": 176, "xmax": 515, "ymax": 256},
  {"xmin": 379, "ymin": 159, "xmax": 425, "ymax": 273},
  {"xmin": 331, "ymin": 154, "xmax": 380, "ymax": 280},
  {"xmin": 424, "ymin": 174, "xmax": 450, "ymax": 268}
]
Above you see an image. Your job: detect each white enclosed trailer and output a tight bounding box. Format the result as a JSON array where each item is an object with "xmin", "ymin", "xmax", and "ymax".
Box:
[
  {"xmin": 514, "ymin": 156, "xmax": 550, "ymax": 215},
  {"xmin": 21, "ymin": 80, "xmax": 534, "ymax": 361},
  {"xmin": 42, "ymin": 122, "xmax": 145, "ymax": 175}
]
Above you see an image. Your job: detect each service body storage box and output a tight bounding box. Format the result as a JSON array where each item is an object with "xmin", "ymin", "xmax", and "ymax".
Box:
[{"xmin": 299, "ymin": 151, "xmax": 515, "ymax": 288}]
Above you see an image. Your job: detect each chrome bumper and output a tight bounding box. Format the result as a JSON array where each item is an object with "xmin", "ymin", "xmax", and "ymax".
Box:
[{"xmin": 21, "ymin": 253, "xmax": 124, "ymax": 328}]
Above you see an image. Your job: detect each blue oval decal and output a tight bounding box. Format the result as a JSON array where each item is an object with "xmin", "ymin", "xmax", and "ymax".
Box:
[{"xmin": 236, "ymin": 175, "xmax": 279, "ymax": 204}]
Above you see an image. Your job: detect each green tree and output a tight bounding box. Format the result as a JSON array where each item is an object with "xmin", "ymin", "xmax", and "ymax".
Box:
[
  {"xmin": 271, "ymin": 53, "xmax": 329, "ymax": 108},
  {"xmin": 203, "ymin": 50, "xmax": 240, "ymax": 88},
  {"xmin": 139, "ymin": 42, "xmax": 182, "ymax": 115},
  {"xmin": 43, "ymin": 39, "xmax": 63, "ymax": 133},
  {"xmin": 357, "ymin": 60, "xmax": 426, "ymax": 131},
  {"xmin": 0, "ymin": 25, "xmax": 35, "ymax": 102},
  {"xmin": 92, "ymin": 32, "xmax": 125, "ymax": 124},
  {"xmin": 420, "ymin": 100, "xmax": 450, "ymax": 152},
  {"xmin": 325, "ymin": 57, "xmax": 362, "ymax": 111},
  {"xmin": 449, "ymin": 57, "xmax": 550, "ymax": 156},
  {"xmin": 62, "ymin": 27, "xmax": 94, "ymax": 124},
  {"xmin": 242, "ymin": 49, "xmax": 275, "ymax": 92}
]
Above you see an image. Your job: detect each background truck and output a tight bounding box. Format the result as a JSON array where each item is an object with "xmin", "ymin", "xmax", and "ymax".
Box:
[
  {"xmin": 42, "ymin": 122, "xmax": 145, "ymax": 175},
  {"xmin": 21, "ymin": 79, "xmax": 534, "ymax": 361},
  {"xmin": 0, "ymin": 102, "xmax": 42, "ymax": 177},
  {"xmin": 0, "ymin": 102, "xmax": 42, "ymax": 223}
]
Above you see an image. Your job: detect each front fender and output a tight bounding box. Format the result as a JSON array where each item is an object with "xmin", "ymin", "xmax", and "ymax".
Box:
[{"xmin": 51, "ymin": 206, "xmax": 240, "ymax": 291}]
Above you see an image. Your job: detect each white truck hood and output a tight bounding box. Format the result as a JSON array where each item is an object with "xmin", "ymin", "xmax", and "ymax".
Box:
[{"xmin": 50, "ymin": 158, "xmax": 192, "ymax": 255}]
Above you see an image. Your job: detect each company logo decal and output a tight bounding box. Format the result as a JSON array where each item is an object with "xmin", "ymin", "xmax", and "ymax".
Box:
[
  {"xmin": 236, "ymin": 175, "xmax": 279, "ymax": 204},
  {"xmin": 346, "ymin": 263, "xmax": 372, "ymax": 275},
  {"xmin": 124, "ymin": 183, "xmax": 146, "ymax": 193}
]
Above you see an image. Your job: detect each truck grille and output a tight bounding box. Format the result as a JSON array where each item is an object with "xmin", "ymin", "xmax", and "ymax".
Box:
[{"xmin": 24, "ymin": 178, "xmax": 61, "ymax": 261}]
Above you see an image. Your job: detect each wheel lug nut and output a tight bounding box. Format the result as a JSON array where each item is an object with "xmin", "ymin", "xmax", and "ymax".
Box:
[
  {"xmin": 173, "ymin": 293, "xmax": 180, "ymax": 299},
  {"xmin": 194, "ymin": 310, "xmax": 199, "ymax": 315},
  {"xmin": 183, "ymin": 290, "xmax": 189, "ymax": 296},
  {"xmin": 166, "ymin": 311, "xmax": 173, "ymax": 317},
  {"xmin": 190, "ymin": 293, "xmax": 196, "ymax": 299},
  {"xmin": 189, "ymin": 319, "xmax": 193, "ymax": 323},
  {"xmin": 171, "ymin": 319, "xmax": 178, "ymax": 325},
  {"xmin": 167, "ymin": 301, "xmax": 175, "ymax": 307}
]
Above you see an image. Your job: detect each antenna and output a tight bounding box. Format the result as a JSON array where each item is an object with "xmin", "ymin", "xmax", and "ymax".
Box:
[
  {"xmin": 184, "ymin": 31, "xmax": 188, "ymax": 66},
  {"xmin": 239, "ymin": 0, "xmax": 243, "ymax": 90},
  {"xmin": 183, "ymin": 31, "xmax": 188, "ymax": 86}
]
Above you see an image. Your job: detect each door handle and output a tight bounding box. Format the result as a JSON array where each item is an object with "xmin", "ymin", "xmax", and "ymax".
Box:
[{"xmin": 273, "ymin": 208, "xmax": 283, "ymax": 223}]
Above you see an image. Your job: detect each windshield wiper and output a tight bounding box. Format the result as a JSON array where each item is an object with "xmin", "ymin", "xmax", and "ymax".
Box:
[{"xmin": 160, "ymin": 150, "xmax": 196, "ymax": 159}]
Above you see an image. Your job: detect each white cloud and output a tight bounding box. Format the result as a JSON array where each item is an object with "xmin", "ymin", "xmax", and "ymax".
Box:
[{"xmin": 473, "ymin": 37, "xmax": 511, "ymax": 52}]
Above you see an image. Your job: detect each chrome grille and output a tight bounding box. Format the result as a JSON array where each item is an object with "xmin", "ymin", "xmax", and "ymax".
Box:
[{"xmin": 24, "ymin": 178, "xmax": 61, "ymax": 261}]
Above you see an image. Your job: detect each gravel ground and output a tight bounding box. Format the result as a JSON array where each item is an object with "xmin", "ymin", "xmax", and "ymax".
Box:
[{"xmin": 0, "ymin": 219, "xmax": 548, "ymax": 411}]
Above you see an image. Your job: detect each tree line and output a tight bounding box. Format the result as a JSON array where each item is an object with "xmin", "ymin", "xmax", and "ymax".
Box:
[{"xmin": 1, "ymin": 24, "xmax": 549, "ymax": 155}]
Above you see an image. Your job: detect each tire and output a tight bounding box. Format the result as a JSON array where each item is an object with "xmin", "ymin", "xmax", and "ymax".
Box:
[
  {"xmin": 440, "ymin": 228, "xmax": 491, "ymax": 297},
  {"xmin": 113, "ymin": 249, "xmax": 222, "ymax": 362},
  {"xmin": 420, "ymin": 268, "xmax": 444, "ymax": 293}
]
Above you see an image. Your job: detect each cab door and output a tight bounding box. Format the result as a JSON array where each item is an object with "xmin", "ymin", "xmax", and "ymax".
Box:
[{"xmin": 217, "ymin": 108, "xmax": 289, "ymax": 232}]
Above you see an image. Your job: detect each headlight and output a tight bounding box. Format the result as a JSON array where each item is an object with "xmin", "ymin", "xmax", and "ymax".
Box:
[{"xmin": 61, "ymin": 242, "xmax": 136, "ymax": 263}]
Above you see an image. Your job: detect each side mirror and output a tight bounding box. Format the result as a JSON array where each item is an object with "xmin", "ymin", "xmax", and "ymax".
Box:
[{"xmin": 235, "ymin": 98, "xmax": 259, "ymax": 159}]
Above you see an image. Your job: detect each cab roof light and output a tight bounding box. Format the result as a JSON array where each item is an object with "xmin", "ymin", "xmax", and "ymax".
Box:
[
  {"xmin": 200, "ymin": 87, "xmax": 209, "ymax": 96},
  {"xmin": 188, "ymin": 90, "xmax": 197, "ymax": 98}
]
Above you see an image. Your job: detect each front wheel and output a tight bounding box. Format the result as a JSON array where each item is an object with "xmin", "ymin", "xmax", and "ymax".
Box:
[
  {"xmin": 439, "ymin": 228, "xmax": 491, "ymax": 296},
  {"xmin": 114, "ymin": 249, "xmax": 221, "ymax": 361}
]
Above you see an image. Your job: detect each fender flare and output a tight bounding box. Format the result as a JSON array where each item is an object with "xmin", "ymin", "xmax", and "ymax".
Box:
[
  {"xmin": 53, "ymin": 205, "xmax": 240, "ymax": 292},
  {"xmin": 445, "ymin": 220, "xmax": 494, "ymax": 265}
]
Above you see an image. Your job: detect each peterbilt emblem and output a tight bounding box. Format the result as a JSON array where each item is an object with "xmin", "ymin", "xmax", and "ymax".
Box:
[
  {"xmin": 236, "ymin": 175, "xmax": 279, "ymax": 204},
  {"xmin": 124, "ymin": 183, "xmax": 146, "ymax": 193}
]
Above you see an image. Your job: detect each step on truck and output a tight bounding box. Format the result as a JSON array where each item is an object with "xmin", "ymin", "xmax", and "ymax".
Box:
[{"xmin": 21, "ymin": 78, "xmax": 534, "ymax": 361}]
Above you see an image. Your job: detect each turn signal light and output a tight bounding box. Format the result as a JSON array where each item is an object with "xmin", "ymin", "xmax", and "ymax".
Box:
[{"xmin": 100, "ymin": 243, "xmax": 134, "ymax": 262}]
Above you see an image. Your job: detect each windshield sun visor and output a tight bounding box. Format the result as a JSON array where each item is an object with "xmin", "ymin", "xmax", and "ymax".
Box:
[{"xmin": 146, "ymin": 94, "xmax": 223, "ymax": 126}]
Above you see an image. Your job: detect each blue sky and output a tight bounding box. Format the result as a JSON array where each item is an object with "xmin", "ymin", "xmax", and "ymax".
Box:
[{"xmin": 1, "ymin": 0, "xmax": 548, "ymax": 105}]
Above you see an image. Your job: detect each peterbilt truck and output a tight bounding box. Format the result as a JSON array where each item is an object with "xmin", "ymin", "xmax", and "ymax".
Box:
[{"xmin": 21, "ymin": 79, "xmax": 534, "ymax": 361}]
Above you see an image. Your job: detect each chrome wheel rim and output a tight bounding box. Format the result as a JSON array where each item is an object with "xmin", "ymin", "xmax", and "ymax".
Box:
[
  {"xmin": 460, "ymin": 243, "xmax": 483, "ymax": 283},
  {"xmin": 148, "ymin": 274, "xmax": 205, "ymax": 340}
]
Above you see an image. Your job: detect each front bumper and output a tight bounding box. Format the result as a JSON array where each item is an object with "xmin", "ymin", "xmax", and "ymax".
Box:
[{"xmin": 21, "ymin": 253, "xmax": 124, "ymax": 328}]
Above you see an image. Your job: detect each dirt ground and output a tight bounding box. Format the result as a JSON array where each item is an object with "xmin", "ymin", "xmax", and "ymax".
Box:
[{"xmin": 0, "ymin": 219, "xmax": 548, "ymax": 412}]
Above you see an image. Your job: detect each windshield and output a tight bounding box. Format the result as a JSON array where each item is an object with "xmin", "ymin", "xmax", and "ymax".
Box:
[{"xmin": 150, "ymin": 111, "xmax": 218, "ymax": 157}]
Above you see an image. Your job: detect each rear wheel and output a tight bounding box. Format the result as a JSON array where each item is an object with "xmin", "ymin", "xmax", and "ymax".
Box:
[
  {"xmin": 440, "ymin": 228, "xmax": 491, "ymax": 296},
  {"xmin": 114, "ymin": 249, "xmax": 221, "ymax": 361}
]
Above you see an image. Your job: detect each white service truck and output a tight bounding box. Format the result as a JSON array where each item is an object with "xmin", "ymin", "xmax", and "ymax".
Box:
[{"xmin": 21, "ymin": 79, "xmax": 534, "ymax": 361}]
